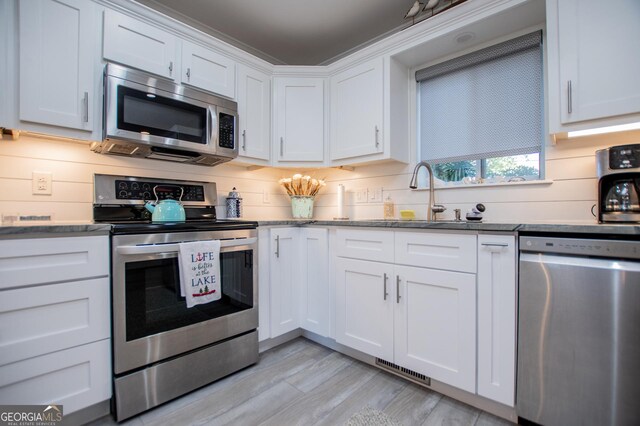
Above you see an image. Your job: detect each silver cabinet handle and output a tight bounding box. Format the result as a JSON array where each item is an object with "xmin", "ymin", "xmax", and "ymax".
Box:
[
  {"xmin": 186, "ymin": 67, "xmax": 191, "ymax": 81},
  {"xmin": 375, "ymin": 125, "xmax": 380, "ymax": 148},
  {"xmin": 481, "ymin": 242, "xmax": 509, "ymax": 247},
  {"xmin": 280, "ymin": 137, "xmax": 284, "ymax": 157},
  {"xmin": 242, "ymin": 130, "xmax": 246, "ymax": 150},
  {"xmin": 169, "ymin": 61, "xmax": 173, "ymax": 75},
  {"xmin": 383, "ymin": 273, "xmax": 389, "ymax": 300},
  {"xmin": 83, "ymin": 92, "xmax": 89, "ymax": 123},
  {"xmin": 567, "ymin": 80, "xmax": 572, "ymax": 114},
  {"xmin": 396, "ymin": 275, "xmax": 401, "ymax": 304},
  {"xmin": 275, "ymin": 235, "xmax": 280, "ymax": 258}
]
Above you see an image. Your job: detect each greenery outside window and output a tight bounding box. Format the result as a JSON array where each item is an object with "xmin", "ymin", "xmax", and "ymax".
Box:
[{"xmin": 416, "ymin": 31, "xmax": 544, "ymax": 185}]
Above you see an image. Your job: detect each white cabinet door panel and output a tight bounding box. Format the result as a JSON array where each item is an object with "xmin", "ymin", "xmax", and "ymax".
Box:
[
  {"xmin": 334, "ymin": 228, "xmax": 394, "ymax": 263},
  {"xmin": 477, "ymin": 235, "xmax": 516, "ymax": 406},
  {"xmin": 237, "ymin": 65, "xmax": 271, "ymax": 162},
  {"xmin": 274, "ymin": 77, "xmax": 324, "ymax": 162},
  {"xmin": 335, "ymin": 258, "xmax": 393, "ymax": 360},
  {"xmin": 103, "ymin": 9, "xmax": 176, "ymax": 79},
  {"xmin": 0, "ymin": 278, "xmax": 110, "ymax": 367},
  {"xmin": 557, "ymin": 0, "xmax": 640, "ymax": 124},
  {"xmin": 300, "ymin": 228, "xmax": 330, "ymax": 337},
  {"xmin": 181, "ymin": 41, "xmax": 235, "ymax": 98},
  {"xmin": 269, "ymin": 228, "xmax": 299, "ymax": 337},
  {"xmin": 395, "ymin": 231, "xmax": 476, "ymax": 273},
  {"xmin": 0, "ymin": 339, "xmax": 111, "ymax": 414},
  {"xmin": 394, "ymin": 265, "xmax": 476, "ymax": 393},
  {"xmin": 0, "ymin": 236, "xmax": 109, "ymax": 290},
  {"xmin": 19, "ymin": 0, "xmax": 95, "ymax": 130},
  {"xmin": 331, "ymin": 57, "xmax": 384, "ymax": 160}
]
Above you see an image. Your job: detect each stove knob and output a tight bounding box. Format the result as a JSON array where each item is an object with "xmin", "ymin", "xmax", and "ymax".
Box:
[
  {"xmin": 142, "ymin": 191, "xmax": 151, "ymax": 200},
  {"xmin": 119, "ymin": 190, "xmax": 128, "ymax": 198}
]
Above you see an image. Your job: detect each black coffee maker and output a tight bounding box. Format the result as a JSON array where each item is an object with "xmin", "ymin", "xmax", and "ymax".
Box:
[{"xmin": 596, "ymin": 144, "xmax": 640, "ymax": 223}]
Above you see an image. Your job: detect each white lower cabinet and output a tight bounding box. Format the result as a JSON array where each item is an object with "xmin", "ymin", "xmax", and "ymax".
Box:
[
  {"xmin": 0, "ymin": 340, "xmax": 111, "ymax": 414},
  {"xmin": 299, "ymin": 228, "xmax": 330, "ymax": 337},
  {"xmin": 394, "ymin": 265, "xmax": 476, "ymax": 393},
  {"xmin": 269, "ymin": 228, "xmax": 300, "ymax": 337},
  {"xmin": 263, "ymin": 227, "xmax": 331, "ymax": 340},
  {"xmin": 335, "ymin": 258, "xmax": 394, "ymax": 360},
  {"xmin": 477, "ymin": 235, "xmax": 516, "ymax": 406},
  {"xmin": 0, "ymin": 235, "xmax": 111, "ymax": 415}
]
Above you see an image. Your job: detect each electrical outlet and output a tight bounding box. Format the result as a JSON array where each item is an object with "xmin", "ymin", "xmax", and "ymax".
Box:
[
  {"xmin": 32, "ymin": 171, "xmax": 52, "ymax": 195},
  {"xmin": 368, "ymin": 187, "xmax": 383, "ymax": 203},
  {"xmin": 263, "ymin": 189, "xmax": 270, "ymax": 204},
  {"xmin": 355, "ymin": 188, "xmax": 368, "ymax": 203}
]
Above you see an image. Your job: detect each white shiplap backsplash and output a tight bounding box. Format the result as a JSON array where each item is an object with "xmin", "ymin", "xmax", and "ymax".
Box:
[{"xmin": 0, "ymin": 131, "xmax": 638, "ymax": 224}]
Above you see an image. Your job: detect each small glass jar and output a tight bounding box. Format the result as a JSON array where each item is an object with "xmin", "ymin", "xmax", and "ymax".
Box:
[{"xmin": 383, "ymin": 195, "xmax": 395, "ymax": 219}]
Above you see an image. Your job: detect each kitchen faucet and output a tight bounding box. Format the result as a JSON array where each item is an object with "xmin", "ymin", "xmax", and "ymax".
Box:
[{"xmin": 409, "ymin": 161, "xmax": 446, "ymax": 221}]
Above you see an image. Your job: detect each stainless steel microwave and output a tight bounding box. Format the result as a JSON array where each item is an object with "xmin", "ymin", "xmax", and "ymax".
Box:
[{"xmin": 91, "ymin": 63, "xmax": 238, "ymax": 166}]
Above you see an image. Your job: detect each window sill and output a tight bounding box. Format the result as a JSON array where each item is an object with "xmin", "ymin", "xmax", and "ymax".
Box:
[{"xmin": 411, "ymin": 179, "xmax": 554, "ymax": 191}]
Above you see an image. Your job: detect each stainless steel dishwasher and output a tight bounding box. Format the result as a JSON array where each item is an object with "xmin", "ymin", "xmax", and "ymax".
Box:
[{"xmin": 517, "ymin": 235, "xmax": 640, "ymax": 426}]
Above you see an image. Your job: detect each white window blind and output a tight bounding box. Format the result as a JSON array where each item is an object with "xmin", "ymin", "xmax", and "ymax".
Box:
[{"xmin": 416, "ymin": 31, "xmax": 543, "ymax": 164}]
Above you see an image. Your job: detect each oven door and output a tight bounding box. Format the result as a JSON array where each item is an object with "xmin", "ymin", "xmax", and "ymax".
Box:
[{"xmin": 111, "ymin": 229, "xmax": 257, "ymax": 375}]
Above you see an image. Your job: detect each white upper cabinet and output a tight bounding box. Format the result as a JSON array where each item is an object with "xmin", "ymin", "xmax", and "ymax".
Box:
[
  {"xmin": 181, "ymin": 41, "xmax": 235, "ymax": 99},
  {"xmin": 273, "ymin": 77, "xmax": 325, "ymax": 164},
  {"xmin": 103, "ymin": 9, "xmax": 177, "ymax": 80},
  {"xmin": 330, "ymin": 57, "xmax": 384, "ymax": 160},
  {"xmin": 19, "ymin": 0, "xmax": 96, "ymax": 132},
  {"xmin": 103, "ymin": 10, "xmax": 238, "ymax": 99},
  {"xmin": 548, "ymin": 0, "xmax": 640, "ymax": 131},
  {"xmin": 237, "ymin": 64, "xmax": 271, "ymax": 163}
]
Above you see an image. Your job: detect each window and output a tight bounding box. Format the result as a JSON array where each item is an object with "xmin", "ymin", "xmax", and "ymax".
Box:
[{"xmin": 416, "ymin": 31, "xmax": 544, "ymax": 184}]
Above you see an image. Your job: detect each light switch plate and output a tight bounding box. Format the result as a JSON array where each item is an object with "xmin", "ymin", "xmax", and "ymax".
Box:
[
  {"xmin": 32, "ymin": 171, "xmax": 52, "ymax": 195},
  {"xmin": 368, "ymin": 187, "xmax": 383, "ymax": 203},
  {"xmin": 355, "ymin": 188, "xmax": 368, "ymax": 203}
]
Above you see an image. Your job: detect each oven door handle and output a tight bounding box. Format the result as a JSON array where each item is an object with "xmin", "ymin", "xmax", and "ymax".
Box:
[{"xmin": 116, "ymin": 237, "xmax": 257, "ymax": 255}]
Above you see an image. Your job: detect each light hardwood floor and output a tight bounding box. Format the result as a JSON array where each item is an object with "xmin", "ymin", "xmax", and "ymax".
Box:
[{"xmin": 90, "ymin": 338, "xmax": 514, "ymax": 426}]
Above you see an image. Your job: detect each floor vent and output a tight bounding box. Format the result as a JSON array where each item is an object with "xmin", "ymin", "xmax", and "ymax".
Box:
[{"xmin": 375, "ymin": 358, "xmax": 431, "ymax": 386}]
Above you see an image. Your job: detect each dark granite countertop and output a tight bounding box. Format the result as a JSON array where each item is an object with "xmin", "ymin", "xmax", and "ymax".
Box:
[
  {"xmin": 0, "ymin": 224, "xmax": 112, "ymax": 238},
  {"xmin": 257, "ymin": 219, "xmax": 640, "ymax": 236},
  {"xmin": 1, "ymin": 220, "xmax": 638, "ymax": 237}
]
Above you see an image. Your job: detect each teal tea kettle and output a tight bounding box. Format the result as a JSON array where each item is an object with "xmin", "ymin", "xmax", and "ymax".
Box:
[{"xmin": 144, "ymin": 185, "xmax": 186, "ymax": 222}]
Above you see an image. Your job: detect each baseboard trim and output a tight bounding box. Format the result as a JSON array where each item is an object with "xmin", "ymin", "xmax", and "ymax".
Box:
[
  {"xmin": 258, "ymin": 329, "xmax": 303, "ymax": 353},
  {"xmin": 60, "ymin": 399, "xmax": 110, "ymax": 426}
]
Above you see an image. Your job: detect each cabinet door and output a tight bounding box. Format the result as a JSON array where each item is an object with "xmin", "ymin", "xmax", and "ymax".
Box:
[
  {"xmin": 103, "ymin": 9, "xmax": 176, "ymax": 79},
  {"xmin": 0, "ymin": 339, "xmax": 111, "ymax": 414},
  {"xmin": 330, "ymin": 57, "xmax": 384, "ymax": 160},
  {"xmin": 335, "ymin": 258, "xmax": 394, "ymax": 360},
  {"xmin": 477, "ymin": 235, "xmax": 516, "ymax": 406},
  {"xmin": 19, "ymin": 0, "xmax": 95, "ymax": 131},
  {"xmin": 274, "ymin": 77, "xmax": 324, "ymax": 162},
  {"xmin": 557, "ymin": 0, "xmax": 640, "ymax": 124},
  {"xmin": 0, "ymin": 278, "xmax": 110, "ymax": 367},
  {"xmin": 181, "ymin": 41, "xmax": 235, "ymax": 98},
  {"xmin": 269, "ymin": 228, "xmax": 299, "ymax": 337},
  {"xmin": 394, "ymin": 265, "xmax": 476, "ymax": 393},
  {"xmin": 299, "ymin": 228, "xmax": 330, "ymax": 337},
  {"xmin": 237, "ymin": 64, "xmax": 271, "ymax": 162}
]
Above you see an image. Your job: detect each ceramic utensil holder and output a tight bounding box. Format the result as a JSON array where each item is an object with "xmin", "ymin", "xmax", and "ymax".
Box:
[{"xmin": 291, "ymin": 195, "xmax": 314, "ymax": 219}]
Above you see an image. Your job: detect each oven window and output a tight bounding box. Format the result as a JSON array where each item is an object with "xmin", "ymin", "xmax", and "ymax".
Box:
[
  {"xmin": 125, "ymin": 250, "xmax": 253, "ymax": 341},
  {"xmin": 117, "ymin": 86, "xmax": 207, "ymax": 144}
]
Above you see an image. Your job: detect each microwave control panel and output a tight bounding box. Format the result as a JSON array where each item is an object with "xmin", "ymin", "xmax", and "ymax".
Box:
[
  {"xmin": 218, "ymin": 113, "xmax": 235, "ymax": 149},
  {"xmin": 115, "ymin": 179, "xmax": 205, "ymax": 202}
]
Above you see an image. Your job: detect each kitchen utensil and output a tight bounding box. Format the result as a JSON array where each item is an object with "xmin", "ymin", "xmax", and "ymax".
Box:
[{"xmin": 144, "ymin": 185, "xmax": 186, "ymax": 222}]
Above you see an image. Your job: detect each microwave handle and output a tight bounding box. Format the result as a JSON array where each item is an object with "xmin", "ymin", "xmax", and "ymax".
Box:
[
  {"xmin": 207, "ymin": 106, "xmax": 218, "ymax": 147},
  {"xmin": 116, "ymin": 237, "xmax": 257, "ymax": 255}
]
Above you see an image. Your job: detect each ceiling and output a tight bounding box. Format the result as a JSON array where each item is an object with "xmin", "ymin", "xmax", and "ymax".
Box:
[{"xmin": 135, "ymin": 0, "xmax": 421, "ymax": 66}]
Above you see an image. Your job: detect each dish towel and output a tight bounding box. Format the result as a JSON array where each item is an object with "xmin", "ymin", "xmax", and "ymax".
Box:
[{"xmin": 178, "ymin": 240, "xmax": 222, "ymax": 308}]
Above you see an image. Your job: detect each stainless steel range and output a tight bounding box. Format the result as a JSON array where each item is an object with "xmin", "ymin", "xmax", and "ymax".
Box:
[{"xmin": 93, "ymin": 174, "xmax": 258, "ymax": 421}]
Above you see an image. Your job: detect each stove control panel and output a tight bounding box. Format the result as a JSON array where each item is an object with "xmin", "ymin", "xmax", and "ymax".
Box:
[{"xmin": 115, "ymin": 179, "xmax": 205, "ymax": 202}]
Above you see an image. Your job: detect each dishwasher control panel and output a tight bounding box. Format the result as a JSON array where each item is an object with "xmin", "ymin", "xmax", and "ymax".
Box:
[{"xmin": 520, "ymin": 236, "xmax": 640, "ymax": 260}]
